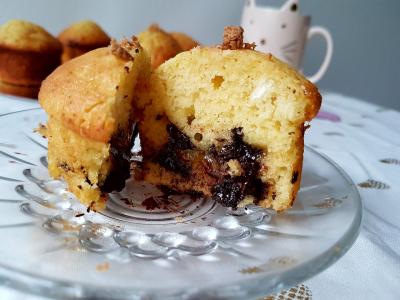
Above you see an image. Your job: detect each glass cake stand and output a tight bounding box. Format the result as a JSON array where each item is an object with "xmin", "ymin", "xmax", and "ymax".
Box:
[{"xmin": 0, "ymin": 109, "xmax": 362, "ymax": 299}]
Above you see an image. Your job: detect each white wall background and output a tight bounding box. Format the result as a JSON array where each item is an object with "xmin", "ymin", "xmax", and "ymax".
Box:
[{"xmin": 1, "ymin": 0, "xmax": 399, "ymax": 110}]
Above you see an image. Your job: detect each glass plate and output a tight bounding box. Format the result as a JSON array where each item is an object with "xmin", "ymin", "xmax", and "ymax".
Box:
[{"xmin": 0, "ymin": 109, "xmax": 362, "ymax": 299}]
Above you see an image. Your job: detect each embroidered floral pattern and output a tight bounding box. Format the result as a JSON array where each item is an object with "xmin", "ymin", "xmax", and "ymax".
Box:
[
  {"xmin": 379, "ymin": 158, "xmax": 400, "ymax": 165},
  {"xmin": 358, "ymin": 179, "xmax": 390, "ymax": 190},
  {"xmin": 264, "ymin": 284, "xmax": 312, "ymax": 300}
]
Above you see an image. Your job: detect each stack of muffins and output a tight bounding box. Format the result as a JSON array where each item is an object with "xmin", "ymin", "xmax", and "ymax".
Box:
[{"xmin": 0, "ymin": 19, "xmax": 198, "ymax": 99}]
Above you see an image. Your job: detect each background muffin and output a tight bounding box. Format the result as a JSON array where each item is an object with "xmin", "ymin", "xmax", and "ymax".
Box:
[
  {"xmin": 138, "ymin": 24, "xmax": 182, "ymax": 69},
  {"xmin": 0, "ymin": 19, "xmax": 62, "ymax": 98},
  {"xmin": 58, "ymin": 20, "xmax": 110, "ymax": 63},
  {"xmin": 170, "ymin": 32, "xmax": 199, "ymax": 51}
]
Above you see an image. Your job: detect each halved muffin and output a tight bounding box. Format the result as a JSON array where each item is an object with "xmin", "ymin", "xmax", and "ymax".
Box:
[
  {"xmin": 0, "ymin": 19, "xmax": 62, "ymax": 98},
  {"xmin": 39, "ymin": 37, "xmax": 150, "ymax": 210},
  {"xmin": 58, "ymin": 20, "xmax": 110, "ymax": 63},
  {"xmin": 135, "ymin": 26, "xmax": 321, "ymax": 211}
]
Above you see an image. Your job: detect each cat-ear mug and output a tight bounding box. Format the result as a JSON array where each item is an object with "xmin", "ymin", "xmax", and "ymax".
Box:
[{"xmin": 241, "ymin": 0, "xmax": 333, "ymax": 83}]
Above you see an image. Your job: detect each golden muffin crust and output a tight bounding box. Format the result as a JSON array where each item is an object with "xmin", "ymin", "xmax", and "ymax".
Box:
[
  {"xmin": 58, "ymin": 20, "xmax": 111, "ymax": 63},
  {"xmin": 170, "ymin": 32, "xmax": 199, "ymax": 51},
  {"xmin": 138, "ymin": 24, "xmax": 182, "ymax": 69},
  {"xmin": 136, "ymin": 26, "xmax": 321, "ymax": 211},
  {"xmin": 39, "ymin": 38, "xmax": 149, "ymax": 143},
  {"xmin": 0, "ymin": 19, "xmax": 61, "ymax": 52}
]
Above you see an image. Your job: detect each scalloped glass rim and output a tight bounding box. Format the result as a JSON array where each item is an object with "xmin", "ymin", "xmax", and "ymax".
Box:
[{"xmin": 0, "ymin": 108, "xmax": 362, "ymax": 299}]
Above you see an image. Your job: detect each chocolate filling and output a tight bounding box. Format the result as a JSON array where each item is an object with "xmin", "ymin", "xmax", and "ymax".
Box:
[
  {"xmin": 153, "ymin": 125, "xmax": 268, "ymax": 208},
  {"xmin": 154, "ymin": 124, "xmax": 194, "ymax": 176},
  {"xmin": 208, "ymin": 128, "xmax": 267, "ymax": 208},
  {"xmin": 100, "ymin": 123, "xmax": 138, "ymax": 193}
]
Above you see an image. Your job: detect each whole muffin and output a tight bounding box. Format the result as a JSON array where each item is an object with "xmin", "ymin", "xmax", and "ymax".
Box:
[
  {"xmin": 138, "ymin": 24, "xmax": 182, "ymax": 69},
  {"xmin": 0, "ymin": 19, "xmax": 62, "ymax": 98},
  {"xmin": 170, "ymin": 32, "xmax": 199, "ymax": 51},
  {"xmin": 58, "ymin": 20, "xmax": 110, "ymax": 63}
]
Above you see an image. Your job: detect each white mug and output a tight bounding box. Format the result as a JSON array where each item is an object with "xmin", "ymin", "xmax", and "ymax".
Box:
[{"xmin": 241, "ymin": 0, "xmax": 333, "ymax": 83}]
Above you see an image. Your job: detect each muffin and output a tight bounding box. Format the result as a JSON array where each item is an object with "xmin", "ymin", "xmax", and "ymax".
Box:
[
  {"xmin": 0, "ymin": 19, "xmax": 62, "ymax": 98},
  {"xmin": 135, "ymin": 26, "xmax": 321, "ymax": 211},
  {"xmin": 170, "ymin": 32, "xmax": 199, "ymax": 51},
  {"xmin": 137, "ymin": 24, "xmax": 182, "ymax": 69},
  {"xmin": 58, "ymin": 20, "xmax": 110, "ymax": 63},
  {"xmin": 39, "ymin": 37, "xmax": 150, "ymax": 211}
]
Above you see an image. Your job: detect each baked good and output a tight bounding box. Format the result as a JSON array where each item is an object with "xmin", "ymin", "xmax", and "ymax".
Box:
[
  {"xmin": 137, "ymin": 24, "xmax": 181, "ymax": 69},
  {"xmin": 39, "ymin": 37, "xmax": 150, "ymax": 210},
  {"xmin": 170, "ymin": 32, "xmax": 199, "ymax": 51},
  {"xmin": 0, "ymin": 19, "xmax": 62, "ymax": 98},
  {"xmin": 135, "ymin": 26, "xmax": 321, "ymax": 211},
  {"xmin": 58, "ymin": 20, "xmax": 110, "ymax": 63}
]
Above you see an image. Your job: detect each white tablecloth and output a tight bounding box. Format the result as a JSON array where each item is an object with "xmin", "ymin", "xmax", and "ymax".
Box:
[{"xmin": 0, "ymin": 92, "xmax": 399, "ymax": 299}]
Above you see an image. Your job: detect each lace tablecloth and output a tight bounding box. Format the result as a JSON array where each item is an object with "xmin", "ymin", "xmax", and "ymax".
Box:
[{"xmin": 0, "ymin": 92, "xmax": 399, "ymax": 299}]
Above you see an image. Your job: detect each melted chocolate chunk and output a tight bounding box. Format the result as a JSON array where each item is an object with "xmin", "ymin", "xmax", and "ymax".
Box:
[
  {"xmin": 153, "ymin": 125, "xmax": 268, "ymax": 208},
  {"xmin": 166, "ymin": 124, "xmax": 194, "ymax": 150},
  {"xmin": 209, "ymin": 128, "xmax": 267, "ymax": 208},
  {"xmin": 216, "ymin": 128, "xmax": 261, "ymax": 175},
  {"xmin": 156, "ymin": 145, "xmax": 192, "ymax": 176},
  {"xmin": 100, "ymin": 123, "xmax": 138, "ymax": 193},
  {"xmin": 212, "ymin": 176, "xmax": 247, "ymax": 207},
  {"xmin": 154, "ymin": 124, "xmax": 194, "ymax": 176},
  {"xmin": 246, "ymin": 177, "xmax": 267, "ymax": 202}
]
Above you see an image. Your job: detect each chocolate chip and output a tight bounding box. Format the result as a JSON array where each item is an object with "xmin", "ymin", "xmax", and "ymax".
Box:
[
  {"xmin": 166, "ymin": 124, "xmax": 194, "ymax": 150},
  {"xmin": 156, "ymin": 146, "xmax": 191, "ymax": 176},
  {"xmin": 212, "ymin": 176, "xmax": 247, "ymax": 208},
  {"xmin": 85, "ymin": 176, "xmax": 92, "ymax": 186},
  {"xmin": 153, "ymin": 125, "xmax": 268, "ymax": 208},
  {"xmin": 187, "ymin": 115, "xmax": 195, "ymax": 125},
  {"xmin": 58, "ymin": 162, "xmax": 72, "ymax": 172},
  {"xmin": 100, "ymin": 123, "xmax": 138, "ymax": 193},
  {"xmin": 291, "ymin": 171, "xmax": 299, "ymax": 184},
  {"xmin": 87, "ymin": 201, "xmax": 95, "ymax": 213},
  {"xmin": 194, "ymin": 132, "xmax": 203, "ymax": 141},
  {"xmin": 208, "ymin": 127, "xmax": 267, "ymax": 207}
]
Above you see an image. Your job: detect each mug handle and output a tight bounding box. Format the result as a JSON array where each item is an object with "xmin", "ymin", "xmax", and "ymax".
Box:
[{"xmin": 306, "ymin": 26, "xmax": 333, "ymax": 83}]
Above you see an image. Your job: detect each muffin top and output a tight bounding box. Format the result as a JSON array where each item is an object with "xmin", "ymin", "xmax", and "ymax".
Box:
[
  {"xmin": 58, "ymin": 20, "xmax": 110, "ymax": 47},
  {"xmin": 0, "ymin": 19, "xmax": 61, "ymax": 52},
  {"xmin": 39, "ymin": 37, "xmax": 149, "ymax": 143}
]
